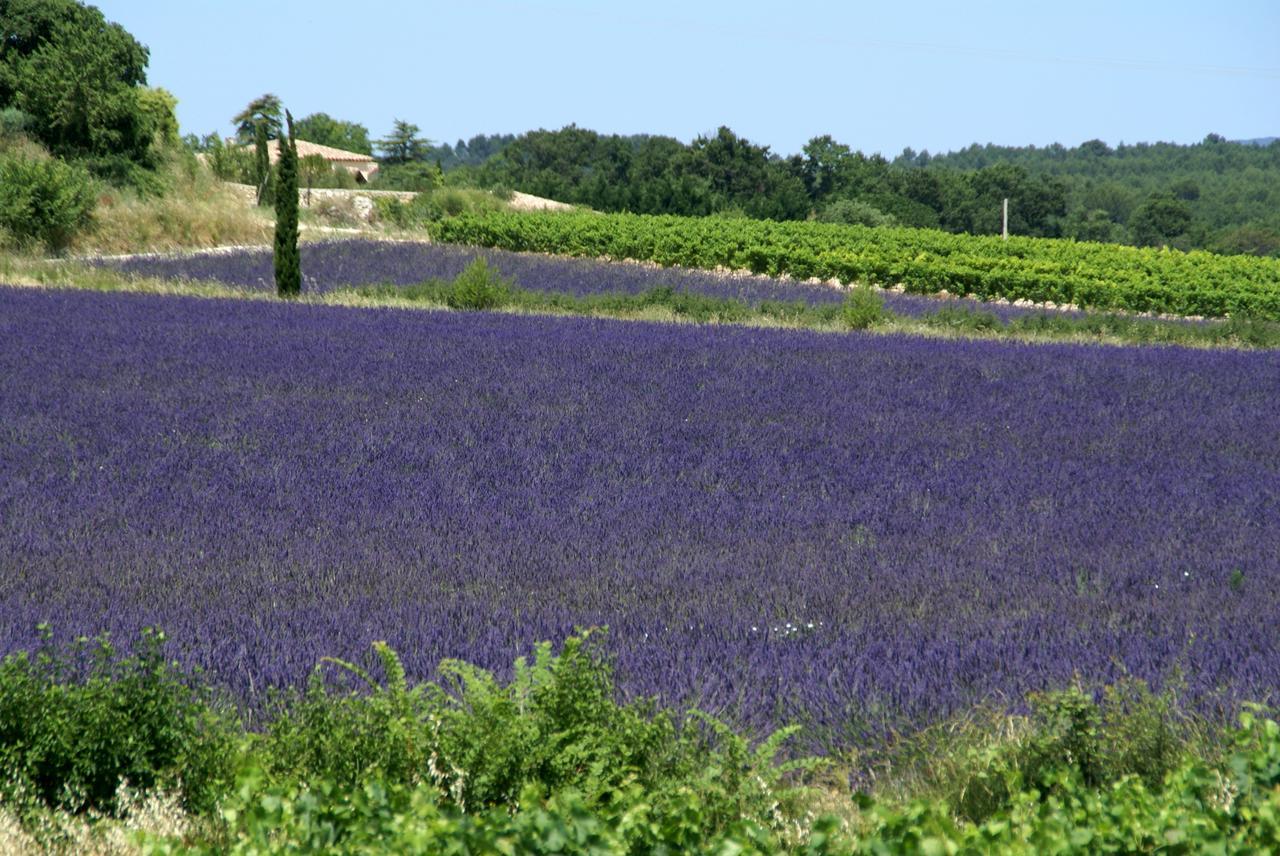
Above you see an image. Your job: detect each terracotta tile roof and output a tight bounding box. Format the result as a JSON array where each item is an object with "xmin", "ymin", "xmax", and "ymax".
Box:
[{"xmin": 258, "ymin": 139, "xmax": 376, "ymax": 163}]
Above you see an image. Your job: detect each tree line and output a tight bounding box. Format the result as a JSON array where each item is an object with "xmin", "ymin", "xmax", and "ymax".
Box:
[{"xmin": 258, "ymin": 111, "xmax": 1277, "ymax": 256}]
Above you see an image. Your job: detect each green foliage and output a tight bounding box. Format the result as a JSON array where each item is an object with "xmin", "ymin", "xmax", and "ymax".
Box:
[
  {"xmin": 173, "ymin": 775, "xmax": 829, "ymax": 856},
  {"xmin": 273, "ymin": 111, "xmax": 301, "ymax": 297},
  {"xmin": 472, "ymin": 125, "xmax": 1280, "ymax": 254},
  {"xmin": 0, "ymin": 147, "xmax": 94, "ymax": 250},
  {"xmin": 445, "ymin": 256, "xmax": 515, "ymax": 310},
  {"xmin": 842, "ymin": 285, "xmax": 887, "ymax": 330},
  {"xmin": 0, "ymin": 626, "xmax": 237, "ymax": 817},
  {"xmin": 875, "ymin": 680, "xmax": 1198, "ymax": 827},
  {"xmin": 926, "ymin": 306, "xmax": 1002, "ymax": 332},
  {"xmin": 231, "ymin": 93, "xmax": 282, "ymax": 144},
  {"xmin": 376, "ymin": 119, "xmax": 430, "ymax": 166},
  {"xmin": 0, "ymin": 106, "xmax": 32, "ymax": 136},
  {"xmin": 180, "ymin": 630, "xmax": 826, "ymax": 854},
  {"xmin": 136, "ymin": 86, "xmax": 180, "ymax": 150},
  {"xmin": 253, "ymin": 121, "xmax": 272, "ymax": 207},
  {"xmin": 295, "ymin": 153, "xmax": 358, "ymax": 197},
  {"xmin": 1130, "ymin": 191, "xmax": 1193, "ymax": 247},
  {"xmin": 849, "ymin": 707, "xmax": 1280, "ymax": 853},
  {"xmin": 818, "ymin": 198, "xmax": 896, "ymax": 228},
  {"xmin": 200, "ymin": 135, "xmax": 256, "ymax": 184},
  {"xmin": 292, "ymin": 112, "xmax": 372, "ymax": 156},
  {"xmin": 424, "ymin": 132, "xmax": 516, "ymax": 171},
  {"xmin": 0, "ymin": 0, "xmax": 153, "ymax": 167},
  {"xmin": 372, "ymin": 185, "xmax": 505, "ymax": 227},
  {"xmin": 374, "ymin": 161, "xmax": 444, "ymax": 192}
]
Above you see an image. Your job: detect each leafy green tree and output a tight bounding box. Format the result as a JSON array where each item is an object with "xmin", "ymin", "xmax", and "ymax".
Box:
[
  {"xmin": 801, "ymin": 135, "xmax": 853, "ymax": 200},
  {"xmin": 136, "ymin": 87, "xmax": 179, "ymax": 149},
  {"xmin": 1129, "ymin": 191, "xmax": 1193, "ymax": 247},
  {"xmin": 376, "ymin": 119, "xmax": 429, "ymax": 165},
  {"xmin": 818, "ymin": 198, "xmax": 896, "ymax": 227},
  {"xmin": 0, "ymin": 0, "xmax": 154, "ymax": 164},
  {"xmin": 376, "ymin": 161, "xmax": 443, "ymax": 192},
  {"xmin": 293, "ymin": 112, "xmax": 372, "ymax": 155},
  {"xmin": 274, "ymin": 110, "xmax": 300, "ymax": 297},
  {"xmin": 1064, "ymin": 208, "xmax": 1124, "ymax": 244},
  {"xmin": 1213, "ymin": 224, "xmax": 1280, "ymax": 257},
  {"xmin": 232, "ymin": 93, "xmax": 282, "ymax": 143}
]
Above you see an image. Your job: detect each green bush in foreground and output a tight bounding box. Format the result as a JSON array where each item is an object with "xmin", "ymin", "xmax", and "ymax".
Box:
[
  {"xmin": 5, "ymin": 628, "xmax": 1280, "ymax": 853},
  {"xmin": 0, "ymin": 150, "xmax": 95, "ymax": 251},
  {"xmin": 0, "ymin": 627, "xmax": 237, "ymax": 818}
]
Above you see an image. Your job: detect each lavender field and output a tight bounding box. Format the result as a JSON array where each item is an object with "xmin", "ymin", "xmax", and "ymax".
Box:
[
  {"xmin": 2, "ymin": 285, "xmax": 1278, "ymax": 746},
  {"xmin": 104, "ymin": 240, "xmax": 1056, "ymax": 322}
]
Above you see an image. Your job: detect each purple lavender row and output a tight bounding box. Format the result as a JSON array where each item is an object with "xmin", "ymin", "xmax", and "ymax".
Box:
[
  {"xmin": 2, "ymin": 287, "xmax": 1276, "ymax": 745},
  {"xmin": 102, "ymin": 240, "xmax": 1059, "ymax": 322}
]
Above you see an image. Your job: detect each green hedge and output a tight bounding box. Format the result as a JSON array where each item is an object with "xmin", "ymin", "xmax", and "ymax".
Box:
[{"xmin": 432, "ymin": 211, "xmax": 1280, "ymax": 320}]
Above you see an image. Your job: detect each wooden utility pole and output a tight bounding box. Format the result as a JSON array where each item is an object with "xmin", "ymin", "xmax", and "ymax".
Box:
[{"xmin": 1002, "ymin": 198, "xmax": 1009, "ymax": 240}]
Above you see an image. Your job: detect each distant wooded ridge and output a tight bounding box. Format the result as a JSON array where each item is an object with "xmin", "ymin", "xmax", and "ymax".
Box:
[{"xmin": 423, "ymin": 126, "xmax": 1278, "ymax": 257}]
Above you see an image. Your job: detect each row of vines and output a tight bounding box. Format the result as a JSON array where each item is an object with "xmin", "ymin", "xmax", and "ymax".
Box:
[{"xmin": 433, "ymin": 211, "xmax": 1280, "ymax": 320}]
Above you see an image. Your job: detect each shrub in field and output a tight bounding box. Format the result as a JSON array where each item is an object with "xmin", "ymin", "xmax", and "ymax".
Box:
[
  {"xmin": 881, "ymin": 680, "xmax": 1198, "ymax": 826},
  {"xmin": 0, "ymin": 627, "xmax": 237, "ymax": 817},
  {"xmin": 842, "ymin": 284, "xmax": 887, "ymax": 329},
  {"xmin": 373, "ymin": 193, "xmax": 445, "ymax": 228},
  {"xmin": 0, "ymin": 150, "xmax": 95, "ymax": 251},
  {"xmin": 446, "ymin": 256, "xmax": 513, "ymax": 310}
]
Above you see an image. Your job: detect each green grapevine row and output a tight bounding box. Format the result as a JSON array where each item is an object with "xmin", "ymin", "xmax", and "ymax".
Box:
[{"xmin": 433, "ymin": 211, "xmax": 1280, "ymax": 320}]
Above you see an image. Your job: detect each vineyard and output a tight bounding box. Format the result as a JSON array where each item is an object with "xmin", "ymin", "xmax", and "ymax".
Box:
[{"xmin": 434, "ymin": 211, "xmax": 1280, "ymax": 320}]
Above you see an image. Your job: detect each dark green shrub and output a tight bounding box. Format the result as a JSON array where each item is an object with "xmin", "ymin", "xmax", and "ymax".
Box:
[
  {"xmin": 0, "ymin": 151, "xmax": 95, "ymax": 251},
  {"xmin": 842, "ymin": 284, "xmax": 887, "ymax": 329},
  {"xmin": 0, "ymin": 107, "xmax": 32, "ymax": 137},
  {"xmin": 0, "ymin": 627, "xmax": 238, "ymax": 816},
  {"xmin": 447, "ymin": 256, "xmax": 513, "ymax": 310},
  {"xmin": 818, "ymin": 198, "xmax": 897, "ymax": 228}
]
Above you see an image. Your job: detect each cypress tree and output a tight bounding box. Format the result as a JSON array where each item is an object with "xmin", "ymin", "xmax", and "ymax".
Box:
[
  {"xmin": 253, "ymin": 120, "xmax": 273, "ymax": 206},
  {"xmin": 274, "ymin": 110, "xmax": 301, "ymax": 297}
]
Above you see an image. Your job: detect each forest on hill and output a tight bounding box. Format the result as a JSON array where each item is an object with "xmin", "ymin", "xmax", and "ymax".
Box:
[{"xmin": 433, "ymin": 126, "xmax": 1280, "ymax": 257}]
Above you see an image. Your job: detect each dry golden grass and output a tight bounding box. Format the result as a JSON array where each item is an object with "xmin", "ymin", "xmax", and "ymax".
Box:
[{"xmin": 72, "ymin": 164, "xmax": 272, "ymax": 256}]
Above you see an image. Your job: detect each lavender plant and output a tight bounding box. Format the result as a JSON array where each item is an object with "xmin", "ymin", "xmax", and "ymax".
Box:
[
  {"xmin": 1, "ymin": 286, "xmax": 1277, "ymax": 750},
  {"xmin": 101, "ymin": 240, "xmax": 1052, "ymax": 322}
]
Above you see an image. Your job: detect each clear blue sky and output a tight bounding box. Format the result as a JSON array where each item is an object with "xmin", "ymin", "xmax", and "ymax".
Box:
[{"xmin": 95, "ymin": 0, "xmax": 1280, "ymax": 157}]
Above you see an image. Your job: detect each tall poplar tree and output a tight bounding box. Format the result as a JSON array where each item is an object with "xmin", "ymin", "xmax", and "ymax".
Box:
[{"xmin": 274, "ymin": 110, "xmax": 300, "ymax": 297}]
